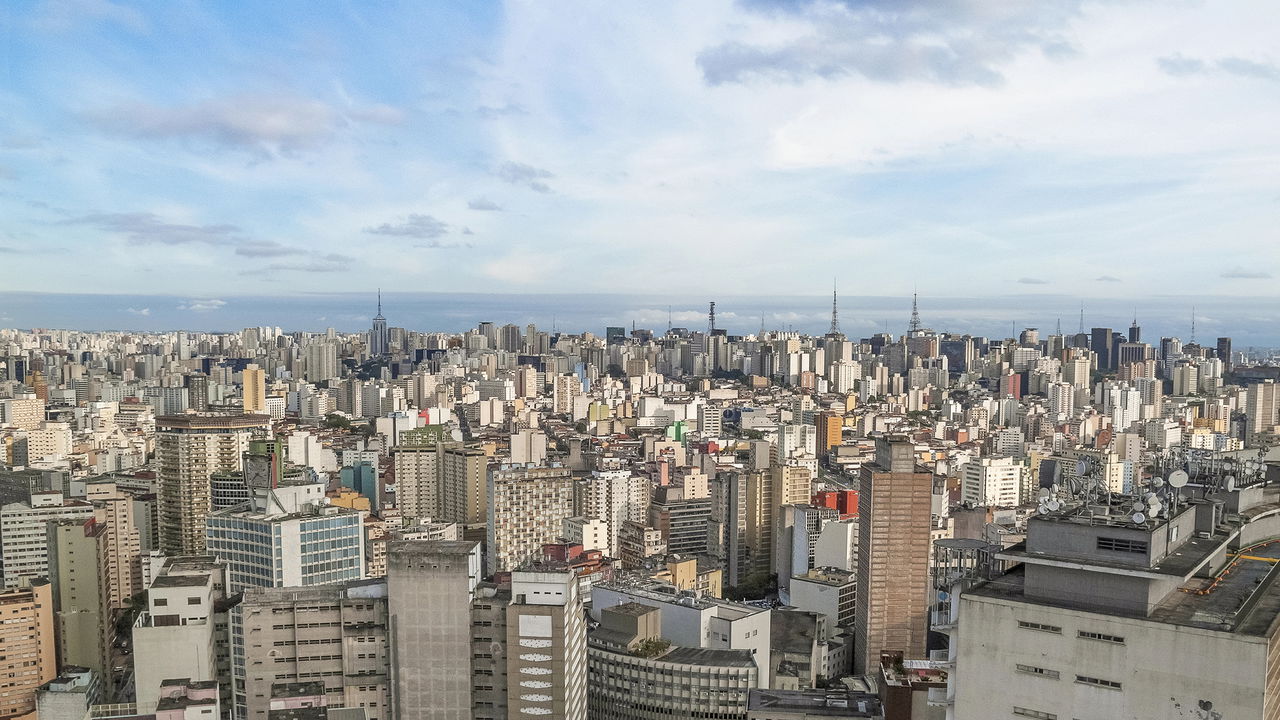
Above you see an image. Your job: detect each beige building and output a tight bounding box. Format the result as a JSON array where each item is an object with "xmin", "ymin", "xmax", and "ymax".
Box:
[
  {"xmin": 392, "ymin": 439, "xmax": 487, "ymax": 526},
  {"xmin": 49, "ymin": 518, "xmax": 113, "ymax": 679},
  {"xmin": 155, "ymin": 413, "xmax": 269, "ymax": 555},
  {"xmin": 587, "ymin": 602, "xmax": 758, "ymax": 720},
  {"xmin": 242, "ymin": 364, "xmax": 267, "ymax": 414},
  {"xmin": 87, "ymin": 479, "xmax": 143, "ymax": 609},
  {"xmin": 0, "ymin": 581, "xmax": 57, "ymax": 720},
  {"xmin": 854, "ymin": 435, "xmax": 933, "ymax": 674},
  {"xmin": 240, "ymin": 581, "xmax": 391, "ymax": 720},
  {"xmin": 0, "ymin": 394, "xmax": 44, "ymax": 431},
  {"xmin": 0, "ymin": 490, "xmax": 94, "ymax": 588},
  {"xmin": 486, "ymin": 464, "xmax": 575, "ymax": 574}
]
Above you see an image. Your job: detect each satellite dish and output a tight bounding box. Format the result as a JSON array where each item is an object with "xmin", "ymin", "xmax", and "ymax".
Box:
[
  {"xmin": 1051, "ymin": 484, "xmax": 1060, "ymax": 494},
  {"xmin": 1038, "ymin": 487, "xmax": 1050, "ymax": 500},
  {"xmin": 1147, "ymin": 498, "xmax": 1163, "ymax": 513},
  {"xmin": 1076, "ymin": 459, "xmax": 1089, "ymax": 475},
  {"xmin": 1225, "ymin": 476, "xmax": 1237, "ymax": 492},
  {"xmin": 1132, "ymin": 500, "xmax": 1146, "ymax": 513},
  {"xmin": 1047, "ymin": 499, "xmax": 1061, "ymax": 511},
  {"xmin": 1132, "ymin": 512, "xmax": 1147, "ymax": 524},
  {"xmin": 1169, "ymin": 470, "xmax": 1189, "ymax": 488},
  {"xmin": 1037, "ymin": 505, "xmax": 1049, "ymax": 515},
  {"xmin": 1152, "ymin": 477, "xmax": 1165, "ymax": 488}
]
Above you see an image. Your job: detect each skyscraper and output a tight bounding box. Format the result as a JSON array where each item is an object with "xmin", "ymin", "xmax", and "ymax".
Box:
[
  {"xmin": 855, "ymin": 434, "xmax": 933, "ymax": 674},
  {"xmin": 0, "ymin": 581, "xmax": 56, "ymax": 720},
  {"xmin": 1090, "ymin": 327, "xmax": 1113, "ymax": 370},
  {"xmin": 241, "ymin": 363, "xmax": 266, "ymax": 413},
  {"xmin": 1217, "ymin": 336, "xmax": 1233, "ymax": 370},
  {"xmin": 487, "ymin": 465, "xmax": 575, "ymax": 574},
  {"xmin": 371, "ymin": 290, "xmax": 389, "ymax": 357},
  {"xmin": 155, "ymin": 414, "xmax": 269, "ymax": 555}
]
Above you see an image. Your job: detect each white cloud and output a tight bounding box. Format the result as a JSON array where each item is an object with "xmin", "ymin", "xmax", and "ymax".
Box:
[
  {"xmin": 125, "ymin": 307, "xmax": 151, "ymax": 316},
  {"xmin": 177, "ymin": 298, "xmax": 226, "ymax": 312}
]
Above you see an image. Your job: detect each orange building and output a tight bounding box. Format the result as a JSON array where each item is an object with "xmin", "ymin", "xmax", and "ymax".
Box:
[{"xmin": 0, "ymin": 581, "xmax": 57, "ymax": 720}]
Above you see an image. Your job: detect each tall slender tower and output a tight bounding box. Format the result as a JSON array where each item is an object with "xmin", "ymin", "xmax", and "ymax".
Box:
[
  {"xmin": 908, "ymin": 291, "xmax": 922, "ymax": 335},
  {"xmin": 371, "ymin": 289, "xmax": 389, "ymax": 356},
  {"xmin": 708, "ymin": 301, "xmax": 716, "ymax": 335},
  {"xmin": 828, "ymin": 281, "xmax": 841, "ymax": 336}
]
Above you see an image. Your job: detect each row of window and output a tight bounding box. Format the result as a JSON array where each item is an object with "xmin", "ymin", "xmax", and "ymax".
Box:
[{"xmin": 1017, "ymin": 621, "xmax": 1126, "ymax": 644}]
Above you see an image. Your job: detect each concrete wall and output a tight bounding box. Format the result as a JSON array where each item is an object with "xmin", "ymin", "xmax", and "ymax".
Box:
[{"xmin": 954, "ymin": 592, "xmax": 1267, "ymax": 720}]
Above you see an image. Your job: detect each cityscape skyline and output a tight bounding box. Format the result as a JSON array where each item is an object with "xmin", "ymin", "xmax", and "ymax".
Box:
[
  {"xmin": 2, "ymin": 290, "xmax": 1278, "ymax": 346},
  {"xmin": 3, "ymin": 1, "xmax": 1279, "ymax": 296}
]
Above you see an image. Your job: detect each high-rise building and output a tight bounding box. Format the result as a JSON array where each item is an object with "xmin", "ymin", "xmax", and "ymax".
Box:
[
  {"xmin": 504, "ymin": 571, "xmax": 588, "ymax": 720},
  {"xmin": 581, "ymin": 470, "xmax": 649, "ymax": 558},
  {"xmin": 0, "ymin": 490, "xmax": 94, "ymax": 588},
  {"xmin": 131, "ymin": 556, "xmax": 228, "ymax": 714},
  {"xmin": 241, "ymin": 363, "xmax": 266, "ymax": 413},
  {"xmin": 487, "ymin": 465, "xmax": 575, "ymax": 574},
  {"xmin": 1090, "ymin": 327, "xmax": 1113, "ymax": 371},
  {"xmin": 48, "ymin": 518, "xmax": 112, "ymax": 680},
  {"xmin": 0, "ymin": 581, "xmax": 56, "ymax": 720},
  {"xmin": 387, "ymin": 540, "xmax": 481, "ymax": 720},
  {"xmin": 814, "ymin": 411, "xmax": 844, "ymax": 458},
  {"xmin": 371, "ymin": 292, "xmax": 389, "ymax": 357},
  {"xmin": 240, "ymin": 581, "xmax": 391, "ymax": 720},
  {"xmin": 1217, "ymin": 336, "xmax": 1233, "ymax": 370},
  {"xmin": 155, "ymin": 414, "xmax": 269, "ymax": 556},
  {"xmin": 86, "ymin": 479, "xmax": 143, "ymax": 609},
  {"xmin": 303, "ymin": 341, "xmax": 339, "ymax": 382},
  {"xmin": 959, "ymin": 456, "xmax": 1023, "ymax": 507},
  {"xmin": 1245, "ymin": 380, "xmax": 1280, "ymax": 439},
  {"xmin": 854, "ymin": 434, "xmax": 933, "ymax": 673}
]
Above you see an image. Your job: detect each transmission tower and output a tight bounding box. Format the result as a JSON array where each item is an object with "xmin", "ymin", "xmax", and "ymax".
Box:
[
  {"xmin": 829, "ymin": 281, "xmax": 840, "ymax": 335},
  {"xmin": 708, "ymin": 302, "xmax": 716, "ymax": 335},
  {"xmin": 908, "ymin": 291, "xmax": 922, "ymax": 334}
]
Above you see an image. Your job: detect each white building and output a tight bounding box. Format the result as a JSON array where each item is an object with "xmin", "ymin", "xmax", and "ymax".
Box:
[
  {"xmin": 0, "ymin": 491, "xmax": 94, "ymax": 588},
  {"xmin": 959, "ymin": 457, "xmax": 1023, "ymax": 508}
]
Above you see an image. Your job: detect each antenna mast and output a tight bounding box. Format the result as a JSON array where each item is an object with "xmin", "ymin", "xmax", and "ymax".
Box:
[
  {"xmin": 667, "ymin": 305, "xmax": 672, "ymax": 334},
  {"xmin": 1191, "ymin": 305, "xmax": 1196, "ymax": 344},
  {"xmin": 829, "ymin": 280, "xmax": 840, "ymax": 335},
  {"xmin": 1078, "ymin": 303, "xmax": 1084, "ymax": 335},
  {"xmin": 708, "ymin": 302, "xmax": 716, "ymax": 335},
  {"xmin": 908, "ymin": 290, "xmax": 922, "ymax": 334}
]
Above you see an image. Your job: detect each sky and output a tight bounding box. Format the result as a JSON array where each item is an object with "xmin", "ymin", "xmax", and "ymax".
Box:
[{"xmin": 1, "ymin": 1, "xmax": 1279, "ymax": 312}]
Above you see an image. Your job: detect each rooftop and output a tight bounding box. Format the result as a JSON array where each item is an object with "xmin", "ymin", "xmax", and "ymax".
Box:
[{"xmin": 747, "ymin": 689, "xmax": 883, "ymax": 718}]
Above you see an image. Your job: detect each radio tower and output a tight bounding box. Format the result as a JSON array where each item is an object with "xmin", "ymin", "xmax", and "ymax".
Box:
[
  {"xmin": 828, "ymin": 281, "xmax": 840, "ymax": 335},
  {"xmin": 1191, "ymin": 305, "xmax": 1197, "ymax": 344},
  {"xmin": 708, "ymin": 301, "xmax": 716, "ymax": 335},
  {"xmin": 908, "ymin": 291, "xmax": 922, "ymax": 334},
  {"xmin": 1078, "ymin": 303, "xmax": 1084, "ymax": 335}
]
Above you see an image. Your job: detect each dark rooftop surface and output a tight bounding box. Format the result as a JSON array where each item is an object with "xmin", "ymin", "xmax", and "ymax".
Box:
[
  {"xmin": 151, "ymin": 575, "xmax": 209, "ymax": 589},
  {"xmin": 748, "ymin": 689, "xmax": 883, "ymax": 717}
]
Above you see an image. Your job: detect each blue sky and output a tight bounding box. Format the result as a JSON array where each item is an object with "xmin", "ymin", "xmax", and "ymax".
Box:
[{"xmin": 1, "ymin": 0, "xmax": 1278, "ymax": 304}]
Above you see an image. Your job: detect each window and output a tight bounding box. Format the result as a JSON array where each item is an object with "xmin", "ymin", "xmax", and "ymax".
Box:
[
  {"xmin": 1012, "ymin": 708, "xmax": 1056, "ymax": 720},
  {"xmin": 1015, "ymin": 664, "xmax": 1060, "ymax": 680},
  {"xmin": 154, "ymin": 598, "xmax": 168, "ymax": 607},
  {"xmin": 1078, "ymin": 630, "xmax": 1125, "ymax": 644},
  {"xmin": 1096, "ymin": 537, "xmax": 1148, "ymax": 554},
  {"xmin": 1076, "ymin": 675, "xmax": 1122, "ymax": 690},
  {"xmin": 188, "ymin": 597, "xmax": 201, "ymax": 605},
  {"xmin": 1017, "ymin": 621, "xmax": 1061, "ymax": 634}
]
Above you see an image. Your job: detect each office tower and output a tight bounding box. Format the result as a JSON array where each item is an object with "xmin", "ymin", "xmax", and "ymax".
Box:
[
  {"xmin": 240, "ymin": 581, "xmax": 391, "ymax": 720},
  {"xmin": 953, "ymin": 486, "xmax": 1280, "ymax": 719},
  {"xmin": 304, "ymin": 341, "xmax": 340, "ymax": 382},
  {"xmin": 0, "ymin": 394, "xmax": 43, "ymax": 431},
  {"xmin": 340, "ymin": 461, "xmax": 381, "ymax": 511},
  {"xmin": 1245, "ymin": 380, "xmax": 1280, "ymax": 438},
  {"xmin": 131, "ymin": 556, "xmax": 227, "ymax": 714},
  {"xmin": 814, "ymin": 411, "xmax": 844, "ymax": 458},
  {"xmin": 391, "ymin": 438, "xmax": 441, "ymax": 521},
  {"xmin": 48, "ymin": 519, "xmax": 112, "ymax": 679},
  {"xmin": 1128, "ymin": 316, "xmax": 1141, "ymax": 343},
  {"xmin": 0, "ymin": 581, "xmax": 56, "ymax": 720},
  {"xmin": 0, "ymin": 490, "xmax": 94, "ymax": 588},
  {"xmin": 1217, "ymin": 336, "xmax": 1233, "ymax": 370},
  {"xmin": 504, "ymin": 571, "xmax": 588, "ymax": 720},
  {"xmin": 186, "ymin": 374, "xmax": 210, "ymax": 411},
  {"xmin": 487, "ymin": 465, "xmax": 575, "ymax": 574},
  {"xmin": 581, "ymin": 470, "xmax": 649, "ymax": 557},
  {"xmin": 371, "ymin": 292, "xmax": 389, "ymax": 357},
  {"xmin": 959, "ymin": 456, "xmax": 1023, "ymax": 507},
  {"xmin": 155, "ymin": 414, "xmax": 269, "ymax": 556},
  {"xmin": 206, "ymin": 479, "xmax": 364, "ymax": 593},
  {"xmin": 242, "ymin": 363, "xmax": 266, "ymax": 413},
  {"xmin": 648, "ymin": 483, "xmax": 712, "ymax": 557},
  {"xmin": 86, "ymin": 480, "xmax": 143, "ymax": 609},
  {"xmin": 1090, "ymin": 327, "xmax": 1113, "ymax": 370},
  {"xmin": 387, "ymin": 540, "xmax": 481, "ymax": 720},
  {"xmin": 854, "ymin": 434, "xmax": 933, "ymax": 674}
]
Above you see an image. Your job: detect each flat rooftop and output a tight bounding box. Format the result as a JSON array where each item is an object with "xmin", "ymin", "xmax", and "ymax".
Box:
[{"xmin": 747, "ymin": 689, "xmax": 882, "ymax": 717}]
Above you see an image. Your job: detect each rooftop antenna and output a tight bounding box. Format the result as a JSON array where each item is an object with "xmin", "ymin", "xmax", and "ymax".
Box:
[
  {"xmin": 760, "ymin": 312, "xmax": 765, "ymax": 338},
  {"xmin": 1055, "ymin": 317, "xmax": 1062, "ymax": 336},
  {"xmin": 908, "ymin": 287, "xmax": 922, "ymax": 334},
  {"xmin": 1078, "ymin": 303, "xmax": 1084, "ymax": 335},
  {"xmin": 1191, "ymin": 305, "xmax": 1197, "ymax": 344},
  {"xmin": 829, "ymin": 279, "xmax": 840, "ymax": 335},
  {"xmin": 708, "ymin": 301, "xmax": 716, "ymax": 335},
  {"xmin": 667, "ymin": 305, "xmax": 672, "ymax": 334}
]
